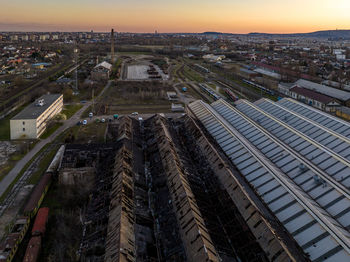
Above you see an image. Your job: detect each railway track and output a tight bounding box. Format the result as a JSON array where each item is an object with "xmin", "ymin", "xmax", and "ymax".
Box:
[
  {"xmin": 174, "ymin": 64, "xmax": 213, "ymax": 102},
  {"xmin": 0, "ymin": 143, "xmax": 60, "ymax": 216},
  {"xmin": 185, "ymin": 63, "xmax": 256, "ymax": 100}
]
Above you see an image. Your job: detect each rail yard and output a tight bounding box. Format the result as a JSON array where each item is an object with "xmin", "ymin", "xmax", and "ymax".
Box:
[{"xmin": 1, "ymin": 33, "xmax": 350, "ymax": 262}]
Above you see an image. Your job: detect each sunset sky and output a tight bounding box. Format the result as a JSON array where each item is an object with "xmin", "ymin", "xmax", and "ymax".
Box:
[{"xmin": 1, "ymin": 0, "xmax": 349, "ymax": 33}]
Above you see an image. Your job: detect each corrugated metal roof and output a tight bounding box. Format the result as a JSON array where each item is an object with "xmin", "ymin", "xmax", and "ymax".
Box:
[
  {"xmin": 254, "ymin": 68, "xmax": 281, "ymax": 79},
  {"xmin": 295, "ymin": 79, "xmax": 350, "ymax": 102},
  {"xmin": 95, "ymin": 61, "xmax": 112, "ymax": 70},
  {"xmin": 290, "ymin": 86, "xmax": 338, "ymax": 104},
  {"xmin": 188, "ymin": 99, "xmax": 350, "ymax": 261},
  {"xmin": 277, "ymin": 98, "xmax": 350, "ymax": 138},
  {"xmin": 236, "ymin": 99, "xmax": 350, "ymax": 193}
]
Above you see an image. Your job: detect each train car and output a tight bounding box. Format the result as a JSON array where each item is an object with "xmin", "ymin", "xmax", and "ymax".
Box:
[
  {"xmin": 31, "ymin": 208, "xmax": 49, "ymax": 236},
  {"xmin": 194, "ymin": 64, "xmax": 210, "ymax": 74},
  {"xmin": 22, "ymin": 208, "xmax": 49, "ymax": 262},
  {"xmin": 0, "ymin": 147, "xmax": 64, "ymax": 262},
  {"xmin": 0, "ymin": 217, "xmax": 30, "ymax": 262},
  {"xmin": 22, "ymin": 237, "xmax": 41, "ymax": 262},
  {"xmin": 198, "ymin": 84, "xmax": 221, "ymax": 101},
  {"xmin": 243, "ymin": 79, "xmax": 275, "ymax": 95},
  {"xmin": 23, "ymin": 145, "xmax": 65, "ymax": 218},
  {"xmin": 23, "ymin": 173, "xmax": 52, "ymax": 218},
  {"xmin": 46, "ymin": 145, "xmax": 65, "ymax": 174},
  {"xmin": 224, "ymin": 88, "xmax": 239, "ymax": 102}
]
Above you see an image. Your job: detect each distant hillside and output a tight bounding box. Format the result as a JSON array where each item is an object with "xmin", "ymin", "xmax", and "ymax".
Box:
[
  {"xmin": 203, "ymin": 30, "xmax": 350, "ymax": 39},
  {"xmin": 248, "ymin": 30, "xmax": 350, "ymax": 39}
]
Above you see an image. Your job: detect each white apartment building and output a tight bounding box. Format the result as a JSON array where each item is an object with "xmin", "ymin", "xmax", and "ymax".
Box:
[{"xmin": 10, "ymin": 94, "xmax": 63, "ymax": 139}]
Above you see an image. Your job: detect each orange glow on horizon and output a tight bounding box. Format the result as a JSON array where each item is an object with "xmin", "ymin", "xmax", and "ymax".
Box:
[{"xmin": 1, "ymin": 0, "xmax": 349, "ymax": 32}]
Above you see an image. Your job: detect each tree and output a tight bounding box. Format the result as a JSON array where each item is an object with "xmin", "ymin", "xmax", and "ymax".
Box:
[
  {"xmin": 63, "ymin": 88, "xmax": 73, "ymax": 101},
  {"xmin": 14, "ymin": 76, "xmax": 25, "ymax": 87}
]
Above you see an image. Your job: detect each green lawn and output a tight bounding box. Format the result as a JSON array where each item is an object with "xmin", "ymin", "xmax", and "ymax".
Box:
[
  {"xmin": 111, "ymin": 58, "xmax": 122, "ymax": 79},
  {"xmin": 27, "ymin": 145, "xmax": 60, "ymax": 184},
  {"xmin": 61, "ymin": 104, "xmax": 83, "ymax": 119},
  {"xmin": 0, "ymin": 118, "xmax": 10, "ymax": 141},
  {"xmin": 40, "ymin": 122, "xmax": 63, "ymax": 139}
]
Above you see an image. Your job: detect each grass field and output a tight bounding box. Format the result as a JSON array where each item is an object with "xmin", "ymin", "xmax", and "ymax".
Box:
[
  {"xmin": 73, "ymin": 123, "xmax": 107, "ymax": 143},
  {"xmin": 40, "ymin": 122, "xmax": 63, "ymax": 139},
  {"xmin": 27, "ymin": 145, "xmax": 60, "ymax": 185},
  {"xmin": 61, "ymin": 104, "xmax": 83, "ymax": 119},
  {"xmin": 95, "ymin": 81, "xmax": 173, "ymax": 115}
]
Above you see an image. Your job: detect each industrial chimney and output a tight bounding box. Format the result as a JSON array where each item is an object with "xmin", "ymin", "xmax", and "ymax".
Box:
[{"xmin": 111, "ymin": 29, "xmax": 115, "ymax": 63}]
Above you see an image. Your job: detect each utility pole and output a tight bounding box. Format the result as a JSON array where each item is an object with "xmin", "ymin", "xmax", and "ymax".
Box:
[
  {"xmin": 74, "ymin": 47, "xmax": 79, "ymax": 92},
  {"xmin": 111, "ymin": 29, "xmax": 115, "ymax": 63},
  {"xmin": 92, "ymin": 87, "xmax": 95, "ymax": 114}
]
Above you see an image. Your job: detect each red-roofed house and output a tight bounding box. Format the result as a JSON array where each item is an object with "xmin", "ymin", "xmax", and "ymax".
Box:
[{"xmin": 289, "ymin": 86, "xmax": 341, "ymax": 112}]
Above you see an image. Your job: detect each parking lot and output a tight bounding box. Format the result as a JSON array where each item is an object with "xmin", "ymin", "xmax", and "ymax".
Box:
[{"xmin": 126, "ymin": 65, "xmax": 149, "ymax": 80}]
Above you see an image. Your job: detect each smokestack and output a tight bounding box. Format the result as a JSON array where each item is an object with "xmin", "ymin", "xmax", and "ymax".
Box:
[{"xmin": 111, "ymin": 28, "xmax": 115, "ymax": 63}]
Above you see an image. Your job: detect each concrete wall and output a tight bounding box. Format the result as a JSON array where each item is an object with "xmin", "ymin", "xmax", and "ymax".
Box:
[
  {"xmin": 36, "ymin": 96, "xmax": 63, "ymax": 137},
  {"xmin": 91, "ymin": 70, "xmax": 109, "ymax": 81},
  {"xmin": 10, "ymin": 119, "xmax": 37, "ymax": 139}
]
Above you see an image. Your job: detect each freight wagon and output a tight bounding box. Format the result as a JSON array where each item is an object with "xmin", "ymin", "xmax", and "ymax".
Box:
[{"xmin": 0, "ymin": 146, "xmax": 65, "ymax": 262}]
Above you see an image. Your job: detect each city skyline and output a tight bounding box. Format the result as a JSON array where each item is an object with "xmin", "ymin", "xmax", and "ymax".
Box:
[{"xmin": 1, "ymin": 0, "xmax": 350, "ymax": 33}]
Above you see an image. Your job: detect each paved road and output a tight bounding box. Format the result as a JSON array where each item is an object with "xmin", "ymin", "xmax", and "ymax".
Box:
[{"xmin": 0, "ymin": 80, "xmax": 113, "ymax": 197}]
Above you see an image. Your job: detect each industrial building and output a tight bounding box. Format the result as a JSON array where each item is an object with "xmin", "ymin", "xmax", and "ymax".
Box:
[
  {"xmin": 279, "ymin": 79, "xmax": 350, "ymax": 109},
  {"xmin": 188, "ymin": 97, "xmax": 350, "ymax": 262},
  {"xmin": 91, "ymin": 61, "xmax": 112, "ymax": 80},
  {"xmin": 15, "ymin": 96, "xmax": 350, "ymax": 261},
  {"xmin": 10, "ymin": 94, "xmax": 63, "ymax": 139}
]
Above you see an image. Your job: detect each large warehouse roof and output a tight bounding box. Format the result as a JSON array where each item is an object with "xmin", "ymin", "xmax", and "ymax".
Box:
[
  {"xmin": 277, "ymin": 98, "xmax": 350, "ymax": 138},
  {"xmin": 188, "ymin": 98, "xmax": 350, "ymax": 261},
  {"xmin": 295, "ymin": 79, "xmax": 350, "ymax": 102}
]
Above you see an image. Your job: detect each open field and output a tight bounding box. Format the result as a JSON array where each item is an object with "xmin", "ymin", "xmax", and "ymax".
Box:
[
  {"xmin": 61, "ymin": 104, "xmax": 83, "ymax": 119},
  {"xmin": 95, "ymin": 81, "xmax": 174, "ymax": 115},
  {"xmin": 40, "ymin": 123, "xmax": 63, "ymax": 139}
]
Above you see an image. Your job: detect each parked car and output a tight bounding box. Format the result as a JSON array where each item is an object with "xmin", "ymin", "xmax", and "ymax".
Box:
[
  {"xmin": 89, "ymin": 112, "xmax": 93, "ymax": 118},
  {"xmin": 131, "ymin": 112, "xmax": 138, "ymax": 116},
  {"xmin": 83, "ymin": 120, "xmax": 87, "ymax": 125},
  {"xmin": 101, "ymin": 118, "xmax": 105, "ymax": 123}
]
